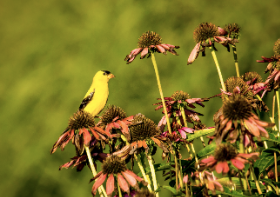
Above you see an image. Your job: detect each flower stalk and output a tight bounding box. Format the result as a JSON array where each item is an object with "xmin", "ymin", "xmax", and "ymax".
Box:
[
  {"xmin": 147, "ymin": 154, "xmax": 159, "ymax": 197},
  {"xmin": 151, "ymin": 53, "xmax": 172, "ymax": 134},
  {"xmin": 134, "ymin": 154, "xmax": 153, "ymax": 192},
  {"xmin": 209, "ymin": 46, "xmax": 226, "ymax": 91},
  {"xmin": 85, "ymin": 145, "xmax": 107, "ymax": 197},
  {"xmin": 232, "ymin": 45, "xmax": 240, "ymax": 77}
]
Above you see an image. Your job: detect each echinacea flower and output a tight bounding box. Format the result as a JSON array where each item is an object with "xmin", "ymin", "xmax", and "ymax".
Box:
[
  {"xmin": 200, "ymin": 144, "xmax": 259, "ymax": 173},
  {"xmin": 91, "ymin": 155, "xmax": 147, "ymax": 196},
  {"xmin": 124, "ymin": 31, "xmax": 179, "ymax": 64},
  {"xmin": 201, "ymin": 171, "xmax": 224, "ymax": 193},
  {"xmin": 155, "ymin": 91, "xmax": 208, "ymax": 131},
  {"xmin": 98, "ymin": 105, "xmax": 133, "ymax": 141},
  {"xmin": 51, "ymin": 111, "xmax": 112, "ymax": 154},
  {"xmin": 188, "ymin": 22, "xmax": 230, "ymax": 64},
  {"xmin": 214, "ymin": 94, "xmax": 274, "ymax": 145}
]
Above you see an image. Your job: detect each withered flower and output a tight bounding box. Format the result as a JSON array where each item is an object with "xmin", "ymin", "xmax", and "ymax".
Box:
[
  {"xmin": 214, "ymin": 94, "xmax": 274, "ymax": 145},
  {"xmin": 200, "ymin": 144, "xmax": 259, "ymax": 173},
  {"xmin": 188, "ymin": 22, "xmax": 229, "ymax": 64},
  {"xmin": 155, "ymin": 91, "xmax": 208, "ymax": 131},
  {"xmin": 51, "ymin": 111, "xmax": 111, "ymax": 154},
  {"xmin": 59, "ymin": 141, "xmax": 108, "ymax": 171},
  {"xmin": 91, "ymin": 155, "xmax": 146, "ymax": 196},
  {"xmin": 125, "ymin": 31, "xmax": 179, "ymax": 64}
]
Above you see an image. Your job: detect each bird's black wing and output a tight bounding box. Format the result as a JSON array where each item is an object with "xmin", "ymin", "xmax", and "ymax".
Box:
[{"xmin": 79, "ymin": 90, "xmax": 95, "ymax": 111}]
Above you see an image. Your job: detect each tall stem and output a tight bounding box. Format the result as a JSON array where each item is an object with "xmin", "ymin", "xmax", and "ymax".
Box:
[
  {"xmin": 85, "ymin": 146, "xmax": 107, "ymax": 197},
  {"xmin": 250, "ymin": 165, "xmax": 262, "ymax": 195},
  {"xmin": 134, "ymin": 154, "xmax": 152, "ymax": 192},
  {"xmin": 276, "ymin": 90, "xmax": 280, "ymax": 137},
  {"xmin": 151, "ymin": 53, "xmax": 172, "ymax": 134},
  {"xmin": 147, "ymin": 155, "xmax": 159, "ymax": 197},
  {"xmin": 117, "ymin": 181, "xmax": 122, "ymax": 197},
  {"xmin": 209, "ymin": 46, "xmax": 226, "ymax": 91},
  {"xmin": 231, "ymin": 45, "xmax": 240, "ymax": 77}
]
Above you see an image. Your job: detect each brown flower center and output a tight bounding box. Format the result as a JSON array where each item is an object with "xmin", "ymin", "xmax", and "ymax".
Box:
[
  {"xmin": 224, "ymin": 23, "xmax": 240, "ymax": 38},
  {"xmin": 241, "ymin": 72, "xmax": 263, "ymax": 83},
  {"xmin": 214, "ymin": 144, "xmax": 237, "ymax": 161},
  {"xmin": 138, "ymin": 31, "xmax": 162, "ymax": 48},
  {"xmin": 193, "ymin": 22, "xmax": 219, "ymax": 43},
  {"xmin": 223, "ymin": 95, "xmax": 252, "ymax": 121},
  {"xmin": 68, "ymin": 111, "xmax": 95, "ymax": 130},
  {"xmin": 171, "ymin": 90, "xmax": 190, "ymax": 101},
  {"xmin": 129, "ymin": 114, "xmax": 160, "ymax": 142},
  {"xmin": 135, "ymin": 189, "xmax": 156, "ymax": 197},
  {"xmin": 224, "ymin": 77, "xmax": 253, "ymax": 100},
  {"xmin": 102, "ymin": 155, "xmax": 127, "ymax": 174},
  {"xmin": 100, "ymin": 105, "xmax": 127, "ymax": 125}
]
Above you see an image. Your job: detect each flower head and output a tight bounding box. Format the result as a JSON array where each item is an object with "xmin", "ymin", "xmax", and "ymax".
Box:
[
  {"xmin": 98, "ymin": 105, "xmax": 133, "ymax": 141},
  {"xmin": 155, "ymin": 91, "xmax": 208, "ymax": 131},
  {"xmin": 91, "ymin": 155, "xmax": 147, "ymax": 196},
  {"xmin": 200, "ymin": 144, "xmax": 259, "ymax": 173},
  {"xmin": 214, "ymin": 94, "xmax": 274, "ymax": 145},
  {"xmin": 188, "ymin": 22, "xmax": 236, "ymax": 64},
  {"xmin": 273, "ymin": 39, "xmax": 280, "ymax": 56},
  {"xmin": 51, "ymin": 111, "xmax": 112, "ymax": 154},
  {"xmin": 224, "ymin": 23, "xmax": 241, "ymax": 39},
  {"xmin": 125, "ymin": 31, "xmax": 179, "ymax": 64}
]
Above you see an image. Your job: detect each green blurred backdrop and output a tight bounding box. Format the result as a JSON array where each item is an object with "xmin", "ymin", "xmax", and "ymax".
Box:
[{"xmin": 1, "ymin": 0, "xmax": 280, "ymax": 196}]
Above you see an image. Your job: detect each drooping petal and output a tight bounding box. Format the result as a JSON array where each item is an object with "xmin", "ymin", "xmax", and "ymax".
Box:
[
  {"xmin": 156, "ymin": 45, "xmax": 166, "ymax": 54},
  {"xmin": 201, "ymin": 156, "xmax": 216, "ymax": 165},
  {"xmin": 125, "ymin": 170, "xmax": 147, "ymax": 186},
  {"xmin": 117, "ymin": 174, "xmax": 130, "ymax": 193},
  {"xmin": 89, "ymin": 127, "xmax": 101, "ymax": 140},
  {"xmin": 187, "ymin": 43, "xmax": 201, "ymax": 65},
  {"xmin": 106, "ymin": 174, "xmax": 115, "ymax": 196},
  {"xmin": 80, "ymin": 128, "xmax": 91, "ymax": 146},
  {"xmin": 91, "ymin": 173, "xmax": 107, "ymax": 195},
  {"xmin": 230, "ymin": 159, "xmax": 245, "ymax": 170},
  {"xmin": 244, "ymin": 119, "xmax": 260, "ymax": 137},
  {"xmin": 140, "ymin": 47, "xmax": 149, "ymax": 59},
  {"xmin": 122, "ymin": 170, "xmax": 137, "ymax": 188},
  {"xmin": 215, "ymin": 161, "xmax": 229, "ymax": 174},
  {"xmin": 237, "ymin": 152, "xmax": 259, "ymax": 160}
]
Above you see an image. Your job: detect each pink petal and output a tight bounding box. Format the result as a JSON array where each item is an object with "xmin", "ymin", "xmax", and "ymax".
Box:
[
  {"xmin": 237, "ymin": 152, "xmax": 259, "ymax": 160},
  {"xmin": 117, "ymin": 174, "xmax": 130, "ymax": 193},
  {"xmin": 106, "ymin": 174, "xmax": 115, "ymax": 195},
  {"xmin": 156, "ymin": 45, "xmax": 166, "ymax": 54},
  {"xmin": 187, "ymin": 43, "xmax": 200, "ymax": 65},
  {"xmin": 178, "ymin": 130, "xmax": 186, "ymax": 139},
  {"xmin": 215, "ymin": 161, "xmax": 229, "ymax": 174},
  {"xmin": 244, "ymin": 119, "xmax": 260, "ymax": 137},
  {"xmin": 92, "ymin": 173, "xmax": 107, "ymax": 195},
  {"xmin": 230, "ymin": 159, "xmax": 245, "ymax": 170},
  {"xmin": 140, "ymin": 47, "xmax": 148, "ymax": 59},
  {"xmin": 183, "ymin": 175, "xmax": 188, "ymax": 184},
  {"xmin": 201, "ymin": 156, "xmax": 216, "ymax": 164},
  {"xmin": 122, "ymin": 171, "xmax": 137, "ymax": 187}
]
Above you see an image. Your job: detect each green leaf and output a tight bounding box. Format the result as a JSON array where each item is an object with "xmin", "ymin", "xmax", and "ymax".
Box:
[
  {"xmin": 261, "ymin": 179, "xmax": 278, "ymax": 193},
  {"xmin": 162, "ymin": 186, "xmax": 183, "ymax": 196},
  {"xmin": 216, "ymin": 186, "xmax": 247, "ymax": 197},
  {"xmin": 254, "ymin": 150, "xmax": 274, "ymax": 178},
  {"xmin": 197, "ymin": 142, "xmax": 216, "ymax": 159},
  {"xmin": 263, "ymin": 147, "xmax": 280, "ymax": 155},
  {"xmin": 265, "ymin": 191, "xmax": 279, "ymax": 197},
  {"xmin": 261, "ymin": 133, "xmax": 280, "ymax": 144},
  {"xmin": 187, "ymin": 128, "xmax": 215, "ymax": 142}
]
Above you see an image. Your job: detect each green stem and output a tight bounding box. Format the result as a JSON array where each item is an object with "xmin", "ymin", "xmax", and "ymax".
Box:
[
  {"xmin": 151, "ymin": 53, "xmax": 172, "ymax": 134},
  {"xmin": 231, "ymin": 45, "xmax": 240, "ymax": 77},
  {"xmin": 239, "ymin": 129, "xmax": 244, "ymax": 153},
  {"xmin": 134, "ymin": 154, "xmax": 152, "ymax": 192},
  {"xmin": 147, "ymin": 155, "xmax": 159, "ymax": 197},
  {"xmin": 85, "ymin": 146, "xmax": 107, "ymax": 197},
  {"xmin": 271, "ymin": 91, "xmax": 278, "ymax": 131},
  {"xmin": 174, "ymin": 154, "xmax": 179, "ymax": 190},
  {"xmin": 276, "ymin": 90, "xmax": 280, "ymax": 137},
  {"xmin": 117, "ymin": 180, "xmax": 122, "ymax": 197},
  {"xmin": 238, "ymin": 171, "xmax": 246, "ymax": 192},
  {"xmin": 275, "ymin": 152, "xmax": 279, "ymax": 183},
  {"xmin": 250, "ymin": 165, "xmax": 262, "ymax": 195},
  {"xmin": 209, "ymin": 46, "xmax": 226, "ymax": 91}
]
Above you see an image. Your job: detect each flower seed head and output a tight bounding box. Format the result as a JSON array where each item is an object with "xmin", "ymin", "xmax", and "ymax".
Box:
[
  {"xmin": 100, "ymin": 105, "xmax": 127, "ymax": 125},
  {"xmin": 223, "ymin": 95, "xmax": 252, "ymax": 121},
  {"xmin": 193, "ymin": 22, "xmax": 219, "ymax": 43},
  {"xmin": 138, "ymin": 31, "xmax": 162, "ymax": 48},
  {"xmin": 68, "ymin": 111, "xmax": 95, "ymax": 130},
  {"xmin": 135, "ymin": 189, "xmax": 156, "ymax": 197},
  {"xmin": 171, "ymin": 90, "xmax": 190, "ymax": 101},
  {"xmin": 130, "ymin": 114, "xmax": 160, "ymax": 142},
  {"xmin": 214, "ymin": 144, "xmax": 237, "ymax": 161},
  {"xmin": 241, "ymin": 72, "xmax": 263, "ymax": 83},
  {"xmin": 224, "ymin": 23, "xmax": 240, "ymax": 38},
  {"xmin": 102, "ymin": 155, "xmax": 127, "ymax": 174},
  {"xmin": 224, "ymin": 77, "xmax": 254, "ymax": 100},
  {"xmin": 273, "ymin": 39, "xmax": 280, "ymax": 56}
]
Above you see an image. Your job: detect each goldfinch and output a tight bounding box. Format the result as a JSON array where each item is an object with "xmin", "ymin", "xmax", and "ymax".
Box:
[{"xmin": 79, "ymin": 70, "xmax": 115, "ymax": 117}]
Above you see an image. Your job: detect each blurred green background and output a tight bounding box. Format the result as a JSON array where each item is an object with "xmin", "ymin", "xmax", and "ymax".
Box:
[{"xmin": 1, "ymin": 0, "xmax": 280, "ymax": 196}]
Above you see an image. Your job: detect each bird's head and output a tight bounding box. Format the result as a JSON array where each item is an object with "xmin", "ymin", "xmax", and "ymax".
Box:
[{"xmin": 94, "ymin": 70, "xmax": 115, "ymax": 82}]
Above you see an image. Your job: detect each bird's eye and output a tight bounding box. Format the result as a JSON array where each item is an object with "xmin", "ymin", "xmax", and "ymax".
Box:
[{"xmin": 103, "ymin": 72, "xmax": 106, "ymax": 75}]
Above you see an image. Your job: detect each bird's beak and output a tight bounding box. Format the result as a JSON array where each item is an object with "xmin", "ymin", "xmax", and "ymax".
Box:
[{"xmin": 108, "ymin": 73, "xmax": 115, "ymax": 79}]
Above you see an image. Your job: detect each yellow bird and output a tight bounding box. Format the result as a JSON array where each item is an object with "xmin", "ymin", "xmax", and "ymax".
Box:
[{"xmin": 79, "ymin": 70, "xmax": 115, "ymax": 117}]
